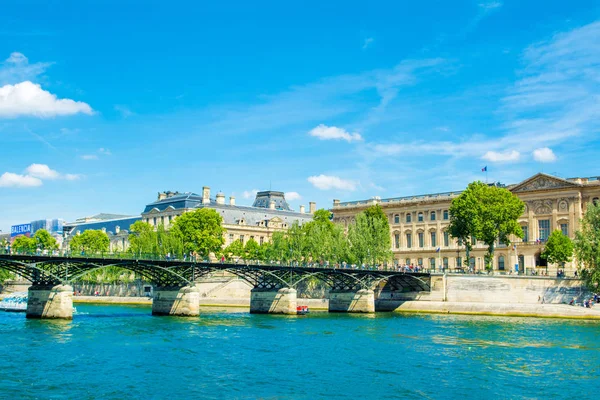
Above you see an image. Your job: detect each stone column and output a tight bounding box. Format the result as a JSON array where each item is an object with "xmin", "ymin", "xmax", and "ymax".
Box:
[
  {"xmin": 152, "ymin": 286, "xmax": 200, "ymax": 316},
  {"xmin": 26, "ymin": 284, "xmax": 73, "ymax": 320},
  {"xmin": 250, "ymin": 288, "xmax": 297, "ymax": 314},
  {"xmin": 329, "ymin": 289, "xmax": 375, "ymax": 313}
]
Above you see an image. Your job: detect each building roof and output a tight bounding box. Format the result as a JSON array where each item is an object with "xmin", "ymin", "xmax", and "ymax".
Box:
[
  {"xmin": 201, "ymin": 203, "xmax": 312, "ymax": 226},
  {"xmin": 252, "ymin": 191, "xmax": 292, "ymax": 211},
  {"xmin": 143, "ymin": 192, "xmax": 204, "ymax": 213},
  {"xmin": 64, "ymin": 216, "xmax": 142, "ymax": 238}
]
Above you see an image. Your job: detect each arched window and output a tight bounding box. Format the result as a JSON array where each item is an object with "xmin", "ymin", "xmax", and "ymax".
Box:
[
  {"xmin": 418, "ymin": 258, "xmax": 423, "ymax": 266},
  {"xmin": 394, "ymin": 214, "xmax": 400, "ymax": 224},
  {"xmin": 406, "ymin": 213, "xmax": 412, "ymax": 223},
  {"xmin": 430, "ymin": 211, "xmax": 436, "ymax": 221},
  {"xmin": 405, "ymin": 258, "xmax": 411, "ymax": 265},
  {"xmin": 498, "ymin": 255, "xmax": 505, "ymax": 271},
  {"xmin": 418, "ymin": 212, "xmax": 424, "ymax": 222},
  {"xmin": 443, "ymin": 257, "xmax": 449, "ymax": 269},
  {"xmin": 469, "ymin": 257, "xmax": 475, "ymax": 269},
  {"xmin": 429, "ymin": 258, "xmax": 436, "ymax": 270}
]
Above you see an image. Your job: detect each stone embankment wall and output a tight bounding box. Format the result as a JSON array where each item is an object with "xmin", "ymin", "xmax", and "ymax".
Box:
[{"xmin": 443, "ymin": 275, "xmax": 591, "ymax": 304}]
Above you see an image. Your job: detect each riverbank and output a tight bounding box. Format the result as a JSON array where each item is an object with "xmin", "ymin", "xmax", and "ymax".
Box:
[{"xmin": 67, "ymin": 296, "xmax": 600, "ymax": 320}]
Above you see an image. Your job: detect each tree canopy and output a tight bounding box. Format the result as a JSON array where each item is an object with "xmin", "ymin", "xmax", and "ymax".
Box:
[
  {"xmin": 449, "ymin": 181, "xmax": 524, "ymax": 269},
  {"xmin": 541, "ymin": 230, "xmax": 574, "ymax": 266},
  {"xmin": 347, "ymin": 205, "xmax": 392, "ymax": 265},
  {"xmin": 170, "ymin": 208, "xmax": 226, "ymax": 258},
  {"xmin": 70, "ymin": 230, "xmax": 110, "ymax": 254},
  {"xmin": 574, "ymin": 202, "xmax": 600, "ymax": 289},
  {"xmin": 33, "ymin": 229, "xmax": 58, "ymax": 251}
]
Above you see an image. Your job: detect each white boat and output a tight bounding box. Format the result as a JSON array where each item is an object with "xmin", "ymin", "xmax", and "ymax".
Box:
[{"xmin": 0, "ymin": 292, "xmax": 27, "ymax": 312}]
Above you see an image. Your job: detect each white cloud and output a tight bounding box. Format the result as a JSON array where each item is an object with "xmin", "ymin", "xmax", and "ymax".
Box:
[
  {"xmin": 98, "ymin": 148, "xmax": 111, "ymax": 155},
  {"xmin": 0, "ymin": 172, "xmax": 42, "ymax": 188},
  {"xmin": 481, "ymin": 150, "xmax": 520, "ymax": 162},
  {"xmin": 309, "ymin": 124, "xmax": 362, "ymax": 142},
  {"xmin": 285, "ymin": 191, "xmax": 302, "ymax": 201},
  {"xmin": 478, "ymin": 1, "xmax": 503, "ymax": 11},
  {"xmin": 242, "ymin": 189, "xmax": 259, "ymax": 199},
  {"xmin": 362, "ymin": 37, "xmax": 374, "ymax": 50},
  {"xmin": 307, "ymin": 175, "xmax": 357, "ymax": 191},
  {"xmin": 81, "ymin": 148, "xmax": 111, "ymax": 160},
  {"xmin": 81, "ymin": 154, "xmax": 98, "ymax": 160},
  {"xmin": 0, "ymin": 81, "xmax": 93, "ymax": 118},
  {"xmin": 25, "ymin": 163, "xmax": 59, "ymax": 179},
  {"xmin": 532, "ymin": 147, "xmax": 557, "ymax": 163}
]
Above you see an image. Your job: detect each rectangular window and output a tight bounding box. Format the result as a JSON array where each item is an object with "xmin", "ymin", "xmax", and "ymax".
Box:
[
  {"xmin": 418, "ymin": 213, "xmax": 424, "ymax": 222},
  {"xmin": 153, "ymin": 217, "xmax": 157, "ymax": 226},
  {"xmin": 560, "ymin": 223, "xmax": 568, "ymax": 236},
  {"xmin": 406, "ymin": 214, "xmax": 412, "ymax": 223},
  {"xmin": 259, "ymin": 237, "xmax": 264, "ymax": 245},
  {"xmin": 394, "ymin": 233, "xmax": 400, "ymax": 249},
  {"xmin": 240, "ymin": 235, "xmax": 245, "ymax": 244},
  {"xmin": 418, "ymin": 232, "xmax": 424, "ymax": 248},
  {"xmin": 443, "ymin": 210, "xmax": 449, "ymax": 220},
  {"xmin": 538, "ymin": 219, "xmax": 550, "ymax": 241},
  {"xmin": 522, "ymin": 225, "xmax": 529, "ymax": 242},
  {"xmin": 471, "ymin": 236, "xmax": 477, "ymax": 246},
  {"xmin": 444, "ymin": 231, "xmax": 449, "ymax": 247},
  {"xmin": 405, "ymin": 258, "xmax": 411, "ymax": 265},
  {"xmin": 229, "ymin": 234, "xmax": 234, "ymax": 242},
  {"xmin": 430, "ymin": 211, "xmax": 436, "ymax": 221},
  {"xmin": 443, "ymin": 257, "xmax": 449, "ymax": 268},
  {"xmin": 394, "ymin": 215, "xmax": 400, "ymax": 224},
  {"xmin": 456, "ymin": 257, "xmax": 462, "ymax": 268},
  {"xmin": 430, "ymin": 258, "xmax": 435, "ymax": 269},
  {"xmin": 406, "ymin": 233, "xmax": 412, "ymax": 249},
  {"xmin": 418, "ymin": 258, "xmax": 423, "ymax": 266},
  {"xmin": 430, "ymin": 232, "xmax": 436, "ymax": 247}
]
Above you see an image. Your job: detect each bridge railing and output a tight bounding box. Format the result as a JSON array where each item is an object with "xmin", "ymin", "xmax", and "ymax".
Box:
[{"xmin": 0, "ymin": 248, "xmax": 439, "ymax": 273}]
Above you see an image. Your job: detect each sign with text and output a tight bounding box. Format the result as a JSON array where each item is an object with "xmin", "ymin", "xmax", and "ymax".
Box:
[{"xmin": 11, "ymin": 224, "xmax": 32, "ymax": 237}]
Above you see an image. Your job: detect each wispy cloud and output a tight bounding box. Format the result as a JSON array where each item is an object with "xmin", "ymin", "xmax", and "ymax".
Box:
[
  {"xmin": 0, "ymin": 52, "xmax": 52, "ymax": 85},
  {"xmin": 114, "ymin": 104, "xmax": 134, "ymax": 118},
  {"xmin": 242, "ymin": 189, "xmax": 258, "ymax": 199},
  {"xmin": 362, "ymin": 37, "xmax": 374, "ymax": 50},
  {"xmin": 81, "ymin": 154, "xmax": 99, "ymax": 160},
  {"xmin": 0, "ymin": 172, "xmax": 42, "ymax": 188},
  {"xmin": 81, "ymin": 147, "xmax": 111, "ymax": 161},
  {"xmin": 285, "ymin": 191, "xmax": 302, "ymax": 201},
  {"xmin": 308, "ymin": 124, "xmax": 362, "ymax": 142},
  {"xmin": 482, "ymin": 150, "xmax": 520, "ymax": 163},
  {"xmin": 308, "ymin": 175, "xmax": 357, "ymax": 191}
]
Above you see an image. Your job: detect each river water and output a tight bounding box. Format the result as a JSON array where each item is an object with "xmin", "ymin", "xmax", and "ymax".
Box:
[{"xmin": 0, "ymin": 304, "xmax": 599, "ymax": 400}]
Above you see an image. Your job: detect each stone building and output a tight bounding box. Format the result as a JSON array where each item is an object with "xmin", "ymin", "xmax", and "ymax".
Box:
[
  {"xmin": 63, "ymin": 214, "xmax": 141, "ymax": 252},
  {"xmin": 331, "ymin": 173, "xmax": 600, "ymax": 275},
  {"xmin": 142, "ymin": 187, "xmax": 314, "ymax": 246}
]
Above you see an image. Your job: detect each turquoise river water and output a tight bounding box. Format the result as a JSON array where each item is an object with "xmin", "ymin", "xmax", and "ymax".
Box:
[{"xmin": 1, "ymin": 304, "xmax": 599, "ymax": 400}]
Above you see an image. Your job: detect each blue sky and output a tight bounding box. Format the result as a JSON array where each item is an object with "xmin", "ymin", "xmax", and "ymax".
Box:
[{"xmin": 1, "ymin": 1, "xmax": 599, "ymax": 232}]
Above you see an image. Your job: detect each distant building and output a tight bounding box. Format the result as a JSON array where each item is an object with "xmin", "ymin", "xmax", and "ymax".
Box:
[
  {"xmin": 332, "ymin": 173, "xmax": 600, "ymax": 275},
  {"xmin": 142, "ymin": 187, "xmax": 315, "ymax": 247},
  {"xmin": 63, "ymin": 214, "xmax": 141, "ymax": 252}
]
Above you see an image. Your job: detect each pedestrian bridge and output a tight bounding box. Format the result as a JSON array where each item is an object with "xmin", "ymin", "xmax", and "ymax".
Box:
[{"xmin": 0, "ymin": 254, "xmax": 432, "ymax": 319}]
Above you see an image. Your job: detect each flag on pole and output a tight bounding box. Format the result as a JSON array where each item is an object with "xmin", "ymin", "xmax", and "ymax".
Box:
[
  {"xmin": 436, "ymin": 247, "xmax": 441, "ymax": 253},
  {"xmin": 482, "ymin": 166, "xmax": 487, "ymax": 172}
]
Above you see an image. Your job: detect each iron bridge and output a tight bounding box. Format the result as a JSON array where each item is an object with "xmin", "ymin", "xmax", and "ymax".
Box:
[{"xmin": 0, "ymin": 254, "xmax": 431, "ymax": 292}]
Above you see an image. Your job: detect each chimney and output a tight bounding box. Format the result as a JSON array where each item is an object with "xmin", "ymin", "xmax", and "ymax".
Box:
[
  {"xmin": 300, "ymin": 205, "xmax": 305, "ymax": 213},
  {"xmin": 333, "ymin": 199, "xmax": 340, "ymax": 208},
  {"xmin": 158, "ymin": 192, "xmax": 167, "ymax": 201},
  {"xmin": 216, "ymin": 192, "xmax": 225, "ymax": 205},
  {"xmin": 229, "ymin": 196, "xmax": 236, "ymax": 206},
  {"xmin": 309, "ymin": 202, "xmax": 316, "ymax": 214},
  {"xmin": 202, "ymin": 186, "xmax": 210, "ymax": 204},
  {"xmin": 115, "ymin": 226, "xmax": 120, "ymax": 234},
  {"xmin": 269, "ymin": 200, "xmax": 276, "ymax": 210}
]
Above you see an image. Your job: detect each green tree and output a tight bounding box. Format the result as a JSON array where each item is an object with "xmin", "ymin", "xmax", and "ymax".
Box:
[
  {"xmin": 11, "ymin": 236, "xmax": 36, "ymax": 253},
  {"xmin": 264, "ymin": 231, "xmax": 288, "ymax": 263},
  {"xmin": 347, "ymin": 205, "xmax": 392, "ymax": 265},
  {"xmin": 70, "ymin": 230, "xmax": 110, "ymax": 254},
  {"xmin": 244, "ymin": 238, "xmax": 261, "ymax": 260},
  {"xmin": 128, "ymin": 221, "xmax": 157, "ymax": 256},
  {"xmin": 574, "ymin": 202, "xmax": 600, "ymax": 289},
  {"xmin": 170, "ymin": 209, "xmax": 225, "ymax": 259},
  {"xmin": 541, "ymin": 230, "xmax": 574, "ymax": 268},
  {"xmin": 449, "ymin": 181, "xmax": 524, "ymax": 270},
  {"xmin": 33, "ymin": 229, "xmax": 58, "ymax": 251},
  {"xmin": 223, "ymin": 239, "xmax": 244, "ymax": 260}
]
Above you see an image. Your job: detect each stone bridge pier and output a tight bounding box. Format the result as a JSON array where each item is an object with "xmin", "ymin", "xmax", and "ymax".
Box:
[
  {"xmin": 152, "ymin": 285, "xmax": 200, "ymax": 317},
  {"xmin": 250, "ymin": 287, "xmax": 297, "ymax": 314},
  {"xmin": 26, "ymin": 284, "xmax": 74, "ymax": 319},
  {"xmin": 328, "ymin": 289, "xmax": 375, "ymax": 313}
]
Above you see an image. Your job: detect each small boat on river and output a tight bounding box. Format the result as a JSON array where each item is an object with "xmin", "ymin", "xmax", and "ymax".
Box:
[
  {"xmin": 0, "ymin": 292, "xmax": 27, "ymax": 312},
  {"xmin": 296, "ymin": 305, "xmax": 309, "ymax": 315}
]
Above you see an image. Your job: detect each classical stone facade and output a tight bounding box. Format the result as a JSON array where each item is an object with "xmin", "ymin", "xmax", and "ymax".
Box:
[
  {"xmin": 142, "ymin": 187, "xmax": 314, "ymax": 247},
  {"xmin": 332, "ymin": 173, "xmax": 600, "ymax": 275}
]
